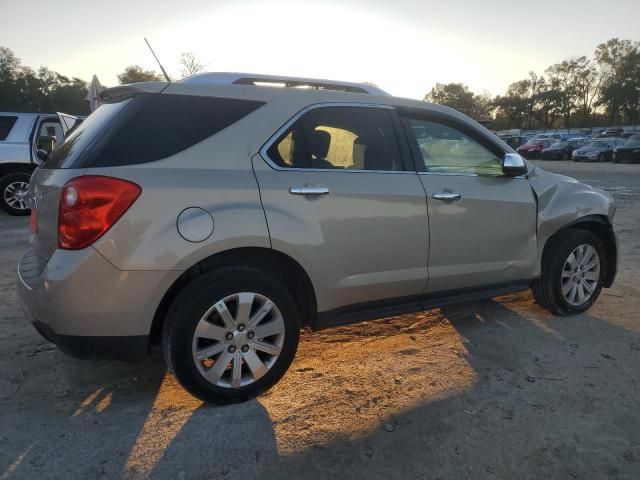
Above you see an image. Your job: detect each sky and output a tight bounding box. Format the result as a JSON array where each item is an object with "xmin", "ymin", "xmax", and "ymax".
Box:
[{"xmin": 1, "ymin": 0, "xmax": 639, "ymax": 99}]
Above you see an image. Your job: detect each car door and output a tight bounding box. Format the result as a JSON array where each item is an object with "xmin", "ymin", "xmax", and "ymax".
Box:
[
  {"xmin": 400, "ymin": 112, "xmax": 538, "ymax": 293},
  {"xmin": 252, "ymin": 104, "xmax": 430, "ymax": 317}
]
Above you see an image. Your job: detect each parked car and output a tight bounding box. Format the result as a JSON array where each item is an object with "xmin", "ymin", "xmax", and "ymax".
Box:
[
  {"xmin": 572, "ymin": 138, "xmax": 625, "ymax": 162},
  {"xmin": 498, "ymin": 134, "xmax": 529, "ymax": 149},
  {"xmin": 0, "ymin": 112, "xmax": 79, "ymax": 215},
  {"xmin": 541, "ymin": 139, "xmax": 586, "ymax": 160},
  {"xmin": 516, "ymin": 138, "xmax": 557, "ymax": 159},
  {"xmin": 613, "ymin": 134, "xmax": 640, "ymax": 164},
  {"xmin": 599, "ymin": 127, "xmax": 624, "ymax": 138},
  {"xmin": 17, "ymin": 73, "xmax": 618, "ymax": 403}
]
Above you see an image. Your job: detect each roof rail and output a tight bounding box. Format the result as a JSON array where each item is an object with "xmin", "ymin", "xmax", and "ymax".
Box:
[{"xmin": 180, "ymin": 72, "xmax": 389, "ymax": 95}]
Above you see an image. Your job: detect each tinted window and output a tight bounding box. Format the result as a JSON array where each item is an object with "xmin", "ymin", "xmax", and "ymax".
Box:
[
  {"xmin": 46, "ymin": 98, "xmax": 132, "ymax": 168},
  {"xmin": 405, "ymin": 118, "xmax": 502, "ymax": 176},
  {"xmin": 46, "ymin": 94, "xmax": 264, "ymax": 169},
  {"xmin": 93, "ymin": 95, "xmax": 265, "ymax": 167},
  {"xmin": 0, "ymin": 115, "xmax": 18, "ymax": 141},
  {"xmin": 267, "ymin": 107, "xmax": 403, "ymax": 171}
]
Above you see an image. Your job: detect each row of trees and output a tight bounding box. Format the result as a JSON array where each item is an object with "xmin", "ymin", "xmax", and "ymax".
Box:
[
  {"xmin": 0, "ymin": 48, "xmax": 206, "ymax": 114},
  {"xmin": 427, "ymin": 38, "xmax": 640, "ymax": 130}
]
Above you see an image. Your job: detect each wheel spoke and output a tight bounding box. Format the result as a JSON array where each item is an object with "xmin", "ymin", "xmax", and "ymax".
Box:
[
  {"xmin": 194, "ymin": 342, "xmax": 226, "ymax": 361},
  {"xmin": 195, "ymin": 321, "xmax": 228, "ymax": 342},
  {"xmin": 582, "ymin": 280, "xmax": 595, "ymax": 294},
  {"xmin": 214, "ymin": 300, "xmax": 236, "ymax": 330},
  {"xmin": 561, "ymin": 269, "xmax": 573, "ymax": 279},
  {"xmin": 569, "ymin": 284, "xmax": 578, "ymax": 304},
  {"xmin": 562, "ymin": 280, "xmax": 574, "ymax": 296},
  {"xmin": 243, "ymin": 349, "xmax": 268, "ymax": 380},
  {"xmin": 250, "ymin": 339, "xmax": 281, "ymax": 356},
  {"xmin": 248, "ymin": 300, "xmax": 274, "ymax": 328},
  {"xmin": 576, "ymin": 283, "xmax": 586, "ymax": 304},
  {"xmin": 253, "ymin": 315, "xmax": 285, "ymax": 339},
  {"xmin": 566, "ymin": 252, "xmax": 578, "ymax": 269},
  {"xmin": 584, "ymin": 271, "xmax": 599, "ymax": 282},
  {"xmin": 231, "ymin": 352, "xmax": 243, "ymax": 387},
  {"xmin": 204, "ymin": 350, "xmax": 234, "ymax": 383},
  {"xmin": 235, "ymin": 292, "xmax": 255, "ymax": 325}
]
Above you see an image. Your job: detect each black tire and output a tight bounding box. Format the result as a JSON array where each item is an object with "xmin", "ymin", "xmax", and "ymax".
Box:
[
  {"xmin": 531, "ymin": 229, "xmax": 606, "ymax": 316},
  {"xmin": 0, "ymin": 172, "xmax": 32, "ymax": 216},
  {"xmin": 563, "ymin": 151, "xmax": 571, "ymax": 160},
  {"xmin": 163, "ymin": 267, "xmax": 301, "ymax": 403},
  {"xmin": 597, "ymin": 153, "xmax": 605, "ymax": 162}
]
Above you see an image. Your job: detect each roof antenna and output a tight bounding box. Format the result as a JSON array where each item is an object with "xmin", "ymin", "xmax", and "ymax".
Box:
[{"xmin": 144, "ymin": 37, "xmax": 171, "ymax": 82}]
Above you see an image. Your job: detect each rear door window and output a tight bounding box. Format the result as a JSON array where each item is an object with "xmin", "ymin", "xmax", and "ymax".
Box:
[
  {"xmin": 0, "ymin": 115, "xmax": 18, "ymax": 141},
  {"xmin": 267, "ymin": 106, "xmax": 404, "ymax": 171}
]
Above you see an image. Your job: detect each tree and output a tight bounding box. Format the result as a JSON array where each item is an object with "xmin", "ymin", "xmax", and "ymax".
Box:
[
  {"xmin": 0, "ymin": 46, "xmax": 89, "ymax": 114},
  {"xmin": 179, "ymin": 52, "xmax": 205, "ymax": 78},
  {"xmin": 117, "ymin": 65, "xmax": 162, "ymax": 84},
  {"xmin": 595, "ymin": 38, "xmax": 640, "ymax": 124},
  {"xmin": 425, "ymin": 82, "xmax": 492, "ymax": 120}
]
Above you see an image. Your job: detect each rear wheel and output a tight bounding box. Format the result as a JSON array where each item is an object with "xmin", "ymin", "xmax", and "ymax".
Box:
[
  {"xmin": 163, "ymin": 267, "xmax": 300, "ymax": 403},
  {"xmin": 0, "ymin": 172, "xmax": 31, "ymax": 216},
  {"xmin": 597, "ymin": 153, "xmax": 605, "ymax": 162},
  {"xmin": 532, "ymin": 229, "xmax": 605, "ymax": 315},
  {"xmin": 563, "ymin": 151, "xmax": 571, "ymax": 160}
]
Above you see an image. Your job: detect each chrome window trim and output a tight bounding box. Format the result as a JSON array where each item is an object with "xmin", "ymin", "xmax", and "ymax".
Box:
[
  {"xmin": 259, "ymin": 102, "xmax": 412, "ymax": 174},
  {"xmin": 418, "ymin": 171, "xmax": 526, "ymax": 179}
]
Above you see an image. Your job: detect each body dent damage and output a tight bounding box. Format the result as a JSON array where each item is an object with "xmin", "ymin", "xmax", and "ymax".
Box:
[{"xmin": 527, "ymin": 163, "xmax": 616, "ymax": 275}]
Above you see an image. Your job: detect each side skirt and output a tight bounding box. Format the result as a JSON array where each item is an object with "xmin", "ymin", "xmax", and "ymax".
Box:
[{"xmin": 312, "ymin": 280, "xmax": 532, "ymax": 330}]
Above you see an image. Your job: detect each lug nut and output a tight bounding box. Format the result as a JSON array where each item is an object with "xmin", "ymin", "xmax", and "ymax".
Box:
[
  {"xmin": 225, "ymin": 332, "xmax": 234, "ymax": 341},
  {"xmin": 228, "ymin": 346, "xmax": 236, "ymax": 353},
  {"xmin": 237, "ymin": 324, "xmax": 246, "ymax": 332},
  {"xmin": 247, "ymin": 331, "xmax": 255, "ymax": 340},
  {"xmin": 241, "ymin": 345, "xmax": 250, "ymax": 353}
]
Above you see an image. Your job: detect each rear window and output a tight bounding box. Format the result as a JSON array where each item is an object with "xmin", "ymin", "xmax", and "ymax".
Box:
[
  {"xmin": 45, "ymin": 94, "xmax": 265, "ymax": 169},
  {"xmin": 0, "ymin": 115, "xmax": 18, "ymax": 141}
]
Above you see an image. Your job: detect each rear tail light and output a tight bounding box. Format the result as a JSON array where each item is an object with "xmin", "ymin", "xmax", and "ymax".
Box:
[{"xmin": 58, "ymin": 176, "xmax": 141, "ymax": 250}]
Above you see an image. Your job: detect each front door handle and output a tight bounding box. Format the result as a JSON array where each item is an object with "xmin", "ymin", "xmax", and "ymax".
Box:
[
  {"xmin": 289, "ymin": 185, "xmax": 330, "ymax": 196},
  {"xmin": 433, "ymin": 192, "xmax": 462, "ymax": 201}
]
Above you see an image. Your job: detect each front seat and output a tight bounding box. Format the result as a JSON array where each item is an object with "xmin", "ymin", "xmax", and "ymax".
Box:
[{"xmin": 307, "ymin": 130, "xmax": 334, "ymax": 169}]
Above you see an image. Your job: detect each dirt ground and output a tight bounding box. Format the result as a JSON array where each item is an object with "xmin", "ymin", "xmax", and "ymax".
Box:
[{"xmin": 1, "ymin": 160, "xmax": 639, "ymax": 479}]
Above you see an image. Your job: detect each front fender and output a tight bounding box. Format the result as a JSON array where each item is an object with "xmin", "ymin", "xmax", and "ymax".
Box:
[{"xmin": 527, "ymin": 165, "xmax": 616, "ymax": 276}]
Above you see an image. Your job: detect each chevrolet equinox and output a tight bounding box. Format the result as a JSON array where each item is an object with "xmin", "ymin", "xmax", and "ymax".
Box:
[{"xmin": 16, "ymin": 73, "xmax": 618, "ymax": 402}]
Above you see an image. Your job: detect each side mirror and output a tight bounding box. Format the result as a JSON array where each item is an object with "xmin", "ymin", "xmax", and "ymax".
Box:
[
  {"xmin": 502, "ymin": 153, "xmax": 528, "ymax": 176},
  {"xmin": 36, "ymin": 149, "xmax": 49, "ymax": 161}
]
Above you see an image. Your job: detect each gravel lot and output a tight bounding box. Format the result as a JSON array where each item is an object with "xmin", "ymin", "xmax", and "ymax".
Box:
[{"xmin": 1, "ymin": 161, "xmax": 639, "ymax": 479}]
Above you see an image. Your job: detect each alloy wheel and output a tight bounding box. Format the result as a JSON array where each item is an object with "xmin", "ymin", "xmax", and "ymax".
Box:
[
  {"xmin": 561, "ymin": 244, "xmax": 600, "ymax": 306},
  {"xmin": 3, "ymin": 181, "xmax": 29, "ymax": 211},
  {"xmin": 191, "ymin": 292, "xmax": 285, "ymax": 388}
]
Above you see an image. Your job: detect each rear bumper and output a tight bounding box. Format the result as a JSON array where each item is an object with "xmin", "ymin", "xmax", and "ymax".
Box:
[{"xmin": 16, "ymin": 247, "xmax": 180, "ymax": 362}]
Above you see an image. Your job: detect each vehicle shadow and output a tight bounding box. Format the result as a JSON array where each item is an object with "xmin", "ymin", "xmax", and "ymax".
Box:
[{"xmin": 2, "ymin": 292, "xmax": 639, "ymax": 479}]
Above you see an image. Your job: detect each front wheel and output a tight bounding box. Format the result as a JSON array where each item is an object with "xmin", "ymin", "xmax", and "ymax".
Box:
[
  {"xmin": 163, "ymin": 267, "xmax": 300, "ymax": 403},
  {"xmin": 0, "ymin": 172, "xmax": 32, "ymax": 216},
  {"xmin": 532, "ymin": 230, "xmax": 605, "ymax": 315}
]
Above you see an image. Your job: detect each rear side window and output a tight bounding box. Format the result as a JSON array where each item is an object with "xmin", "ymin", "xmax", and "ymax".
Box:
[
  {"xmin": 46, "ymin": 94, "xmax": 264, "ymax": 169},
  {"xmin": 0, "ymin": 116, "xmax": 18, "ymax": 141},
  {"xmin": 93, "ymin": 95, "xmax": 265, "ymax": 167}
]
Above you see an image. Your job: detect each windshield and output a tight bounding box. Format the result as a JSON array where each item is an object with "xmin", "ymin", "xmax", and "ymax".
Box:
[
  {"xmin": 526, "ymin": 140, "xmax": 546, "ymax": 146},
  {"xmin": 45, "ymin": 98, "xmax": 133, "ymax": 169},
  {"xmin": 624, "ymin": 138, "xmax": 640, "ymax": 147},
  {"xmin": 554, "ymin": 141, "xmax": 570, "ymax": 148},
  {"xmin": 583, "ymin": 140, "xmax": 610, "ymax": 148}
]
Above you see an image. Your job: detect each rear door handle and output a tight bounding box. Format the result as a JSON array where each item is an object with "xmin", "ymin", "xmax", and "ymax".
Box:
[
  {"xmin": 433, "ymin": 192, "xmax": 462, "ymax": 201},
  {"xmin": 289, "ymin": 185, "xmax": 330, "ymax": 196}
]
